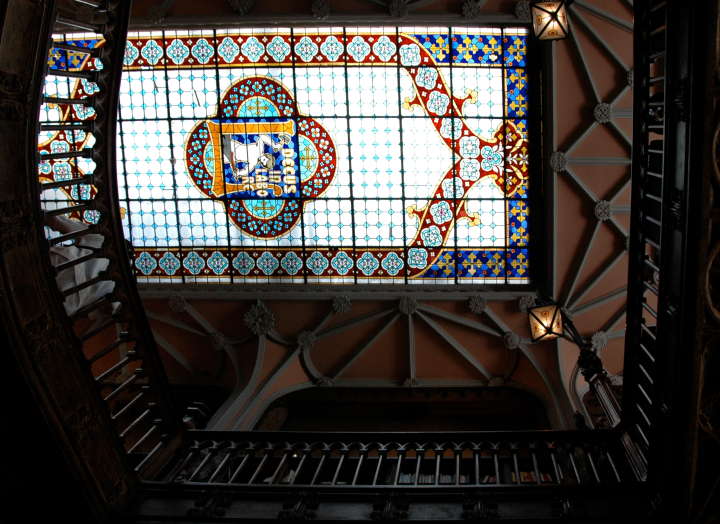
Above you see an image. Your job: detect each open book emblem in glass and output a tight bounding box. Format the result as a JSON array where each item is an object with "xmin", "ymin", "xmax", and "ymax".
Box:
[{"xmin": 185, "ymin": 76, "xmax": 337, "ymax": 239}]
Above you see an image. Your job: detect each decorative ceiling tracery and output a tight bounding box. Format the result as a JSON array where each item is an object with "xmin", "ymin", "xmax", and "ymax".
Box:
[
  {"xmin": 129, "ymin": 0, "xmax": 633, "ymax": 429},
  {"xmin": 141, "ymin": 292, "xmax": 569, "ymax": 429}
]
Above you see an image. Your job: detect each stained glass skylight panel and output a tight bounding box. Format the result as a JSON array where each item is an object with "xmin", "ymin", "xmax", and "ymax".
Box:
[{"xmin": 44, "ymin": 27, "xmax": 530, "ymax": 284}]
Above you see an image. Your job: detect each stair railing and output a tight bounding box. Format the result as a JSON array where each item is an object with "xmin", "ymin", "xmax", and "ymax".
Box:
[{"xmin": 37, "ymin": 0, "xmax": 183, "ymax": 477}]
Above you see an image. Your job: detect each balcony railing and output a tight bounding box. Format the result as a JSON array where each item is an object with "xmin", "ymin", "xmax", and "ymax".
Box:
[
  {"xmin": 2, "ymin": 0, "xmax": 717, "ymax": 520},
  {"xmin": 129, "ymin": 429, "xmax": 645, "ymax": 520},
  {"xmin": 162, "ymin": 430, "xmax": 631, "ymax": 488}
]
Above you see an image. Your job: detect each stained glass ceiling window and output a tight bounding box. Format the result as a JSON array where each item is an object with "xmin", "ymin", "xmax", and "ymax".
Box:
[{"xmin": 44, "ymin": 27, "xmax": 530, "ymax": 285}]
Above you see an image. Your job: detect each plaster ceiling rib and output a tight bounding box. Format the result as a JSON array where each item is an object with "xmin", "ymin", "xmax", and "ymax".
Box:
[
  {"xmin": 208, "ymin": 334, "xmax": 267, "ymax": 429},
  {"xmin": 299, "ymin": 340, "xmax": 323, "ymax": 383},
  {"xmin": 415, "ymin": 311, "xmax": 491, "ymax": 380},
  {"xmin": 567, "ymin": 24, "xmax": 601, "ymax": 104},
  {"xmin": 562, "ymin": 220, "xmax": 602, "ymax": 308},
  {"xmin": 408, "ymin": 314, "xmax": 416, "ymax": 385},
  {"xmin": 481, "ymin": 305, "xmax": 563, "ymax": 410},
  {"xmin": 560, "ymin": 166, "xmax": 598, "ymax": 201},
  {"xmin": 517, "ymin": 339, "xmax": 568, "ymax": 427},
  {"xmin": 573, "ymin": 0, "xmax": 633, "ymax": 32},
  {"xmin": 152, "ymin": 331, "xmax": 194, "ymax": 373},
  {"xmin": 146, "ymin": 310, "xmax": 206, "ymax": 336},
  {"xmin": 481, "ymin": 303, "xmax": 512, "ymax": 333},
  {"xmin": 563, "ymin": 121, "xmax": 598, "ymax": 156},
  {"xmin": 267, "ymin": 329, "xmax": 292, "ymax": 346},
  {"xmin": 311, "ymin": 308, "xmax": 336, "ymax": 335},
  {"xmin": 601, "ymin": 304, "xmax": 627, "ymax": 333},
  {"xmin": 416, "ymin": 303, "xmax": 503, "ymax": 337},
  {"xmin": 147, "ymin": 0, "xmax": 175, "ymax": 23},
  {"xmin": 567, "ymin": 248, "xmax": 627, "ymax": 311},
  {"xmin": 608, "ymin": 175, "xmax": 631, "ymax": 202},
  {"xmin": 330, "ymin": 314, "xmax": 401, "ymax": 380},
  {"xmin": 567, "ymin": 157, "xmax": 631, "ymax": 165},
  {"xmin": 231, "ymin": 347, "xmax": 303, "ymax": 429},
  {"xmin": 607, "ymin": 119, "xmax": 631, "ymax": 147},
  {"xmin": 569, "ymin": 286, "xmax": 627, "ymax": 317},
  {"xmin": 175, "ymin": 298, "xmax": 216, "ymax": 334},
  {"xmin": 152, "ymin": 297, "xmax": 257, "ymax": 390},
  {"xmin": 349, "ymin": 0, "xmax": 448, "ymax": 11},
  {"xmin": 612, "ymin": 108, "xmax": 633, "ymax": 118},
  {"xmin": 570, "ymin": 5, "xmax": 629, "ymax": 71},
  {"xmin": 564, "ymin": 166, "xmax": 629, "ymax": 239},
  {"xmin": 607, "ymin": 329, "xmax": 625, "ymax": 341},
  {"xmin": 315, "ymin": 308, "xmax": 395, "ymax": 340}
]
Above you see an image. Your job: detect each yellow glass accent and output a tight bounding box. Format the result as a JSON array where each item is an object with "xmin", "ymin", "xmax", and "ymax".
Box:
[{"xmin": 205, "ymin": 119, "xmax": 296, "ymax": 198}]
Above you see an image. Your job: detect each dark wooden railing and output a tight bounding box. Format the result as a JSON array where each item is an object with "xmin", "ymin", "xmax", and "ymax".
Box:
[
  {"xmin": 163, "ymin": 430, "xmax": 631, "ymax": 488},
  {"xmin": 36, "ymin": 0, "xmax": 182, "ymax": 475},
  {"xmin": 624, "ymin": 0, "xmax": 671, "ymax": 478},
  {"xmin": 625, "ymin": 0, "xmax": 715, "ymax": 517},
  {"xmin": 128, "ymin": 429, "xmax": 645, "ymax": 520}
]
